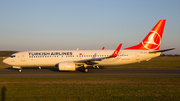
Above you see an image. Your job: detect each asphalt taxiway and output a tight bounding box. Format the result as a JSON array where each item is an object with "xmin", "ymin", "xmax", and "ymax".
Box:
[{"xmin": 0, "ymin": 69, "xmax": 180, "ymax": 78}]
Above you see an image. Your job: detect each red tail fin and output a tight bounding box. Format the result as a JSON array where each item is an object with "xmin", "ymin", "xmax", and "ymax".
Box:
[{"xmin": 125, "ymin": 20, "xmax": 166, "ymax": 50}]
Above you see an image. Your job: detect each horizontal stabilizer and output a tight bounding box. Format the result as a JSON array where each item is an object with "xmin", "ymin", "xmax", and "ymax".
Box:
[{"xmin": 149, "ymin": 48, "xmax": 175, "ymax": 53}]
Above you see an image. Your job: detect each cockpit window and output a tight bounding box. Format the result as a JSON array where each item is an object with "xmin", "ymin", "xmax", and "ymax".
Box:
[{"xmin": 10, "ymin": 55, "xmax": 16, "ymax": 58}]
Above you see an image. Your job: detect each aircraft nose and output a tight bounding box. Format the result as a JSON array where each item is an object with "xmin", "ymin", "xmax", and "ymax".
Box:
[{"xmin": 3, "ymin": 58, "xmax": 8, "ymax": 64}]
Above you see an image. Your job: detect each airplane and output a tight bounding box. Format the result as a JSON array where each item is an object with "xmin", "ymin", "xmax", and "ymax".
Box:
[{"xmin": 3, "ymin": 20, "xmax": 174, "ymax": 73}]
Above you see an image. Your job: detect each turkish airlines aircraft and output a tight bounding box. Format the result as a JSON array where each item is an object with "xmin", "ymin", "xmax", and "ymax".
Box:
[{"xmin": 3, "ymin": 20, "xmax": 174, "ymax": 72}]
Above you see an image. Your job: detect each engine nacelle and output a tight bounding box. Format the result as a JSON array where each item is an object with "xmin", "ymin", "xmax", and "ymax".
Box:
[{"xmin": 58, "ymin": 61, "xmax": 76, "ymax": 71}]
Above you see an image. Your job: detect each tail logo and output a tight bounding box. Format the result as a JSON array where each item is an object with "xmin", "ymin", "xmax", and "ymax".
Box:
[
  {"xmin": 114, "ymin": 51, "xmax": 118, "ymax": 55},
  {"xmin": 142, "ymin": 31, "xmax": 161, "ymax": 50}
]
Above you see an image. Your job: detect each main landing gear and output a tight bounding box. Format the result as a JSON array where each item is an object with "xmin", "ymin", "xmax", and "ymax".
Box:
[
  {"xmin": 83, "ymin": 68, "xmax": 89, "ymax": 73},
  {"xmin": 83, "ymin": 64, "xmax": 89, "ymax": 73}
]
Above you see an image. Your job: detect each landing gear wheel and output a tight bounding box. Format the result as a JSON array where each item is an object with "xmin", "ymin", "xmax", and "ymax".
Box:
[
  {"xmin": 19, "ymin": 69, "xmax": 22, "ymax": 73},
  {"xmin": 84, "ymin": 68, "xmax": 89, "ymax": 73}
]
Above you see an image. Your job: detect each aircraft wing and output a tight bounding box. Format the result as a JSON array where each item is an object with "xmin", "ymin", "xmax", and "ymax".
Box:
[{"xmin": 74, "ymin": 44, "xmax": 122, "ymax": 65}]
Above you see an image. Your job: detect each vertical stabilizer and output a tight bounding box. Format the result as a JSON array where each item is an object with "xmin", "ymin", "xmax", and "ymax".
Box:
[{"xmin": 125, "ymin": 20, "xmax": 166, "ymax": 50}]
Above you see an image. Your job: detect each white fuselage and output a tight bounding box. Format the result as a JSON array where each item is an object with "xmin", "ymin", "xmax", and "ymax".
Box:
[{"xmin": 3, "ymin": 50, "xmax": 161, "ymax": 68}]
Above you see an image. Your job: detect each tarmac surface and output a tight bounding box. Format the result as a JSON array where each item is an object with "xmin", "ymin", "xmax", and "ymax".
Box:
[{"xmin": 0, "ymin": 68, "xmax": 180, "ymax": 78}]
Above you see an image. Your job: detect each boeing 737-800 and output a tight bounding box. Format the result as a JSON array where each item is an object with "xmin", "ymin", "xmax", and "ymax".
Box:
[{"xmin": 3, "ymin": 20, "xmax": 174, "ymax": 72}]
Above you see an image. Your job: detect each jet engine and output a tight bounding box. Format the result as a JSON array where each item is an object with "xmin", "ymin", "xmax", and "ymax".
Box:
[{"xmin": 58, "ymin": 61, "xmax": 76, "ymax": 71}]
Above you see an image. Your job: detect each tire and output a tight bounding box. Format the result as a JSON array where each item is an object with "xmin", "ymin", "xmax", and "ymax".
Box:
[
  {"xmin": 19, "ymin": 69, "xmax": 22, "ymax": 73},
  {"xmin": 84, "ymin": 68, "xmax": 89, "ymax": 73}
]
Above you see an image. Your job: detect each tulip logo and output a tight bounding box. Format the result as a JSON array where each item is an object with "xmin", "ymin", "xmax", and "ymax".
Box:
[{"xmin": 142, "ymin": 31, "xmax": 161, "ymax": 50}]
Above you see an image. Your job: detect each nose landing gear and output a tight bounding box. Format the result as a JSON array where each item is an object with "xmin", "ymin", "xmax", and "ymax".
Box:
[
  {"xmin": 18, "ymin": 69, "xmax": 22, "ymax": 73},
  {"xmin": 12, "ymin": 66, "xmax": 22, "ymax": 73}
]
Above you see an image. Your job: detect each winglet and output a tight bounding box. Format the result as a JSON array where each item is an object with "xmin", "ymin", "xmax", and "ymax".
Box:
[
  {"xmin": 109, "ymin": 44, "xmax": 122, "ymax": 58},
  {"xmin": 102, "ymin": 47, "xmax": 105, "ymax": 50}
]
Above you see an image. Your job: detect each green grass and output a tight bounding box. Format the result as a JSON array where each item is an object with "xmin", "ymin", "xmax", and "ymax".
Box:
[{"xmin": 0, "ymin": 77, "xmax": 180, "ymax": 101}]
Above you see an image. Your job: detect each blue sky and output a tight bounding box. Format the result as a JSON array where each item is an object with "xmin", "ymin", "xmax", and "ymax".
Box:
[{"xmin": 0, "ymin": 0, "xmax": 180, "ymax": 54}]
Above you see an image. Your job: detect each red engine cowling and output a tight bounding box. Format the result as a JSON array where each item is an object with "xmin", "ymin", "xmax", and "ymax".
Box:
[{"xmin": 58, "ymin": 61, "xmax": 76, "ymax": 71}]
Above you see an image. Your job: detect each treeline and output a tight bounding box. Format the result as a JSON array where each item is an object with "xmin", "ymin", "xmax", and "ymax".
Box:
[
  {"xmin": 0, "ymin": 51, "xmax": 18, "ymax": 57},
  {"xmin": 160, "ymin": 54, "xmax": 180, "ymax": 57}
]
